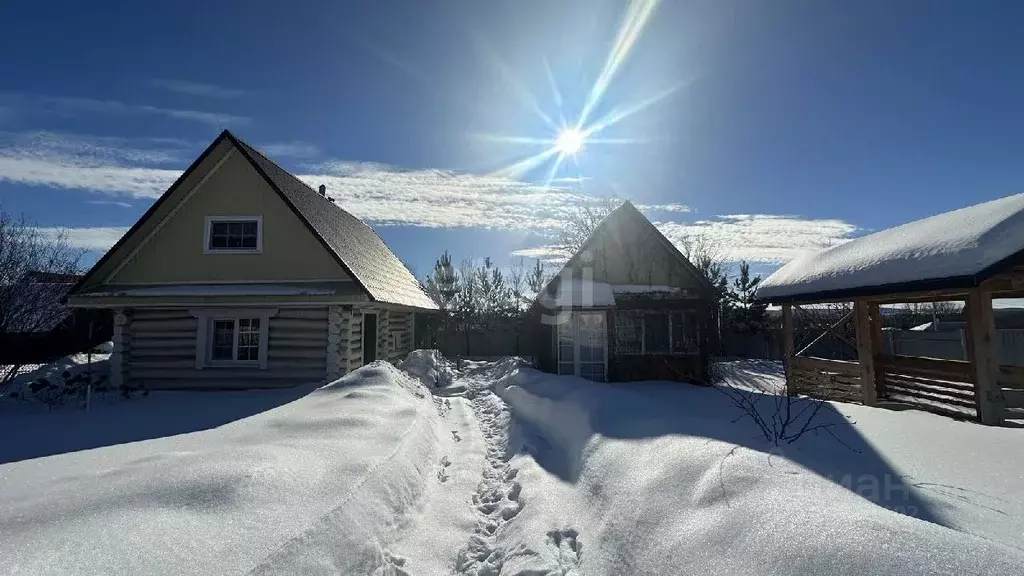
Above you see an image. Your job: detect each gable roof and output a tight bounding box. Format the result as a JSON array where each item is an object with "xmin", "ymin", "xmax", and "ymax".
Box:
[
  {"xmin": 758, "ymin": 193, "xmax": 1024, "ymax": 303},
  {"xmin": 539, "ymin": 200, "xmax": 714, "ymax": 300},
  {"xmin": 72, "ymin": 130, "xmax": 437, "ymax": 311}
]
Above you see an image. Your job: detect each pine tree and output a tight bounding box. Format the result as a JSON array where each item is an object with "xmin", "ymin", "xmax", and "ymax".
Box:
[
  {"xmin": 526, "ymin": 259, "xmax": 548, "ymax": 295},
  {"xmin": 729, "ymin": 261, "xmax": 767, "ymax": 333},
  {"xmin": 424, "ymin": 251, "xmax": 459, "ymax": 310}
]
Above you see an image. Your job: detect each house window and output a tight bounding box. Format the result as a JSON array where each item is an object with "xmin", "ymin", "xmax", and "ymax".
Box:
[
  {"xmin": 671, "ymin": 311, "xmax": 700, "ymax": 354},
  {"xmin": 208, "ymin": 317, "xmax": 261, "ymax": 363},
  {"xmin": 615, "ymin": 310, "xmax": 700, "ymax": 355},
  {"xmin": 645, "ymin": 313, "xmax": 670, "ymax": 354},
  {"xmin": 205, "ymin": 216, "xmax": 262, "ymax": 253},
  {"xmin": 614, "ymin": 312, "xmax": 642, "ymax": 354}
]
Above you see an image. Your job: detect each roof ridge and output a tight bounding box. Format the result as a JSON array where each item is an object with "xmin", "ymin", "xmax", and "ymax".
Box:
[{"xmin": 228, "ymin": 135, "xmax": 413, "ymax": 275}]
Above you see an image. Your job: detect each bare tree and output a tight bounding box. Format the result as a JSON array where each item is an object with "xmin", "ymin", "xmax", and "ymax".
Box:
[
  {"xmin": 1, "ymin": 209, "xmax": 84, "ymax": 390},
  {"xmin": 557, "ymin": 197, "xmax": 622, "ymax": 256}
]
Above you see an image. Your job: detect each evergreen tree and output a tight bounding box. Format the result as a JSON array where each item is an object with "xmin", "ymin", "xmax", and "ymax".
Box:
[
  {"xmin": 423, "ymin": 250, "xmax": 459, "ymax": 310},
  {"xmin": 729, "ymin": 261, "xmax": 767, "ymax": 333},
  {"xmin": 526, "ymin": 259, "xmax": 548, "ymax": 295}
]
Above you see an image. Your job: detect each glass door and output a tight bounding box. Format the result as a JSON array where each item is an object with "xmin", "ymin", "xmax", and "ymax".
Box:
[{"xmin": 556, "ymin": 311, "xmax": 607, "ymax": 382}]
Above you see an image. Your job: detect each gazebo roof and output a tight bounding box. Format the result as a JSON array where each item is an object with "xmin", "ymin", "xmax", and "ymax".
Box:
[{"xmin": 758, "ymin": 193, "xmax": 1024, "ymax": 303}]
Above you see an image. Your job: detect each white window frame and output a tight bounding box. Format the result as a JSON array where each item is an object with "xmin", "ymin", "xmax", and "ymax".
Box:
[
  {"xmin": 555, "ymin": 310, "xmax": 608, "ymax": 382},
  {"xmin": 203, "ymin": 215, "xmax": 263, "ymax": 254},
  {"xmin": 190, "ymin": 308, "xmax": 278, "ymax": 369}
]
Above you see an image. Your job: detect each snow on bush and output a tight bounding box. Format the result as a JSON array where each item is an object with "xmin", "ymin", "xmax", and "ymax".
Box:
[
  {"xmin": 398, "ymin": 349, "xmax": 457, "ymax": 388},
  {"xmin": 484, "ymin": 360, "xmax": 1024, "ymax": 575},
  {"xmin": 0, "ymin": 361, "xmax": 444, "ymax": 575}
]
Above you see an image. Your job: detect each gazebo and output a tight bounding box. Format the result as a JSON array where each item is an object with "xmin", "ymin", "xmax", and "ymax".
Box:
[{"xmin": 758, "ymin": 193, "xmax": 1024, "ymax": 426}]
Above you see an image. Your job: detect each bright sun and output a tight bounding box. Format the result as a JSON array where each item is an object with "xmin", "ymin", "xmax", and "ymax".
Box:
[{"xmin": 555, "ymin": 128, "xmax": 584, "ymax": 155}]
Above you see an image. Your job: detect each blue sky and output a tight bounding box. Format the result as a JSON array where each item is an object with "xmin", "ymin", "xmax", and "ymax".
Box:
[{"xmin": 1, "ymin": 0, "xmax": 1023, "ymax": 280}]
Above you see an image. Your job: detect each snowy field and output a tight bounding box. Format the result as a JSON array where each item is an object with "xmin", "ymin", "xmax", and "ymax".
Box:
[{"xmin": 1, "ymin": 355, "xmax": 1023, "ymax": 575}]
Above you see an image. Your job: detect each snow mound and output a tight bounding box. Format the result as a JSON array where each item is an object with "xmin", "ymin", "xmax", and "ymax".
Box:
[
  {"xmin": 759, "ymin": 193, "xmax": 1024, "ymax": 300},
  {"xmin": 481, "ymin": 361, "xmax": 1024, "ymax": 575},
  {"xmin": 0, "ymin": 361, "xmax": 442, "ymax": 575},
  {"xmin": 398, "ymin": 349, "xmax": 457, "ymax": 388}
]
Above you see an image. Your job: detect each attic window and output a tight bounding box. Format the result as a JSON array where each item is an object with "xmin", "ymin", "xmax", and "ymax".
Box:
[{"xmin": 205, "ymin": 216, "xmax": 262, "ymax": 253}]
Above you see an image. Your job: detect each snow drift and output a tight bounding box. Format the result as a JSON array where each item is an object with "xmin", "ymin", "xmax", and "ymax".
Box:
[
  {"xmin": 0, "ymin": 362, "xmax": 442, "ymax": 575},
  {"xmin": 398, "ymin": 349, "xmax": 457, "ymax": 388},
  {"xmin": 481, "ymin": 360, "xmax": 1024, "ymax": 575}
]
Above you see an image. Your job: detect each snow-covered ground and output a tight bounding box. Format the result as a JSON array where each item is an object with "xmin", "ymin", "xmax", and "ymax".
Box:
[{"xmin": 2, "ymin": 355, "xmax": 1023, "ymax": 575}]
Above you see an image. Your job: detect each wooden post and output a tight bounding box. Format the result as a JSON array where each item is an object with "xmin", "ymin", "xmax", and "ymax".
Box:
[
  {"xmin": 854, "ymin": 301, "xmax": 877, "ymax": 406},
  {"xmin": 868, "ymin": 303, "xmax": 886, "ymax": 398},
  {"xmin": 965, "ymin": 288, "xmax": 1005, "ymax": 425},
  {"xmin": 783, "ymin": 304, "xmax": 795, "ymax": 396}
]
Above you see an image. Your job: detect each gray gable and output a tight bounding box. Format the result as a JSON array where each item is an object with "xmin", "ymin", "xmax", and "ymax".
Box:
[
  {"xmin": 229, "ymin": 134, "xmax": 437, "ymax": 310},
  {"xmin": 540, "ymin": 201, "xmax": 714, "ymax": 299}
]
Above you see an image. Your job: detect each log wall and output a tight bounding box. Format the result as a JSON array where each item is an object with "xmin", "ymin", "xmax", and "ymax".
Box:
[{"xmin": 127, "ymin": 307, "xmax": 327, "ymax": 389}]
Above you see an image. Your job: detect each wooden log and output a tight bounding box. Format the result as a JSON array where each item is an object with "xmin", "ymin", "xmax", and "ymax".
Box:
[
  {"xmin": 783, "ymin": 304, "xmax": 794, "ymax": 396},
  {"xmin": 855, "ymin": 301, "xmax": 877, "ymax": 406},
  {"xmin": 965, "ymin": 289, "xmax": 1006, "ymax": 425},
  {"xmin": 880, "ymin": 354, "xmax": 972, "ymax": 380},
  {"xmin": 998, "ymin": 365, "xmax": 1024, "ymax": 389},
  {"xmin": 789, "ymin": 356, "xmax": 861, "ymax": 377},
  {"xmin": 868, "ymin": 303, "xmax": 886, "ymax": 397},
  {"xmin": 884, "ymin": 377, "xmax": 977, "ymax": 403},
  {"xmin": 1003, "ymin": 389, "xmax": 1024, "ymax": 409}
]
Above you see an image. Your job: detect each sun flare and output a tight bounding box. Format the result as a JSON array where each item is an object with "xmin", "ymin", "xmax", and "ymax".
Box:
[{"xmin": 555, "ymin": 128, "xmax": 584, "ymax": 155}]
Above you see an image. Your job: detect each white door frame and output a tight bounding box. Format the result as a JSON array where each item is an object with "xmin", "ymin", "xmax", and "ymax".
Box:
[{"xmin": 556, "ymin": 310, "xmax": 608, "ymax": 381}]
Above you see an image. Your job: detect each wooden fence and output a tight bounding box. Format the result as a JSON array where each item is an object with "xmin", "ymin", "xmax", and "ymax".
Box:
[
  {"xmin": 879, "ymin": 354, "xmax": 977, "ymax": 419},
  {"xmin": 788, "ymin": 356, "xmax": 862, "ymax": 403},
  {"xmin": 788, "ymin": 352, "xmax": 1024, "ymax": 421}
]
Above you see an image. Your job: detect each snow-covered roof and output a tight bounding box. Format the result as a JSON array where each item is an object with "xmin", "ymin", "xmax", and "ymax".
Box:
[
  {"xmin": 537, "ymin": 279, "xmax": 616, "ymax": 309},
  {"xmin": 759, "ymin": 193, "xmax": 1024, "ymax": 302}
]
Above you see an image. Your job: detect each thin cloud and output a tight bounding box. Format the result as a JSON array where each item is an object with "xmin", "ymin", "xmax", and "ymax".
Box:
[
  {"xmin": 150, "ymin": 79, "xmax": 247, "ymax": 99},
  {"xmin": 260, "ymin": 141, "xmax": 320, "ymax": 159},
  {"xmin": 299, "ymin": 164, "xmax": 593, "ymax": 229},
  {"xmin": 0, "ymin": 138, "xmax": 860, "ymax": 260},
  {"xmin": 510, "ymin": 245, "xmax": 569, "ymax": 265},
  {"xmin": 86, "ymin": 199, "xmax": 134, "ymax": 208},
  {"xmin": 33, "ymin": 226, "xmax": 129, "ymax": 251},
  {"xmin": 0, "ymin": 156, "xmax": 178, "ymax": 196},
  {"xmin": 512, "ymin": 215, "xmax": 858, "ymax": 266},
  {"xmin": 0, "ymin": 130, "xmax": 189, "ymax": 166},
  {"xmin": 0, "ymin": 93, "xmax": 249, "ymax": 127},
  {"xmin": 656, "ymin": 215, "xmax": 858, "ymax": 263}
]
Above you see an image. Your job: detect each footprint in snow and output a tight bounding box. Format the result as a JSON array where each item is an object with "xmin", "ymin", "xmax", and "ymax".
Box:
[
  {"xmin": 547, "ymin": 528, "xmax": 583, "ymax": 573},
  {"xmin": 372, "ymin": 551, "xmax": 410, "ymax": 576}
]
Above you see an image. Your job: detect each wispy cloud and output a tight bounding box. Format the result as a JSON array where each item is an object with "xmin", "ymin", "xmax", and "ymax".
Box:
[
  {"xmin": 0, "ymin": 157, "xmax": 178, "ymax": 196},
  {"xmin": 34, "ymin": 226, "xmax": 129, "ymax": 251},
  {"xmin": 86, "ymin": 199, "xmax": 134, "ymax": 208},
  {"xmin": 0, "ymin": 131, "xmax": 182, "ymax": 196},
  {"xmin": 512, "ymin": 214, "xmax": 857, "ymax": 266},
  {"xmin": 260, "ymin": 141, "xmax": 320, "ymax": 159},
  {"xmin": 0, "ymin": 93, "xmax": 249, "ymax": 127},
  {"xmin": 149, "ymin": 79, "xmax": 247, "ymax": 99},
  {"xmin": 299, "ymin": 163, "xmax": 595, "ymax": 229},
  {"xmin": 0, "ymin": 130, "xmax": 190, "ymax": 165},
  {"xmin": 510, "ymin": 245, "xmax": 569, "ymax": 265},
  {"xmin": 656, "ymin": 214, "xmax": 857, "ymax": 263},
  {"xmin": 0, "ymin": 135, "xmax": 858, "ymax": 264}
]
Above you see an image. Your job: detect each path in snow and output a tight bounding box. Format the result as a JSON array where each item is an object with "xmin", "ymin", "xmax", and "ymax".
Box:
[
  {"xmin": 453, "ymin": 366, "xmax": 524, "ymax": 575},
  {"xmin": 384, "ymin": 392, "xmax": 487, "ymax": 576}
]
